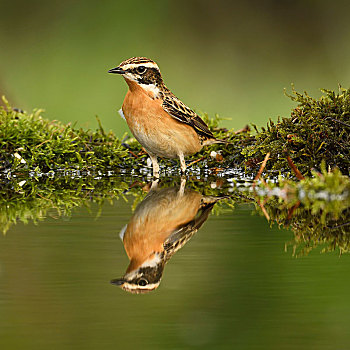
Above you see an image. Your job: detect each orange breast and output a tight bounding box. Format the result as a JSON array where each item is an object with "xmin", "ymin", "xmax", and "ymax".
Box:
[
  {"xmin": 123, "ymin": 188, "xmax": 202, "ymax": 271},
  {"xmin": 121, "ymin": 80, "xmax": 202, "ymax": 158}
]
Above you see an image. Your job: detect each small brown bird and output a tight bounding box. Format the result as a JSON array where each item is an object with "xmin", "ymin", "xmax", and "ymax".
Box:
[
  {"xmin": 111, "ymin": 179, "xmax": 220, "ymax": 294},
  {"xmin": 108, "ymin": 57, "xmax": 222, "ymax": 177}
]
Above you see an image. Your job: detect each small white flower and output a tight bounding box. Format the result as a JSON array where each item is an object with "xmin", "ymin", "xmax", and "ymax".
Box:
[
  {"xmin": 210, "ymin": 151, "xmax": 217, "ymax": 158},
  {"xmin": 14, "ymin": 152, "xmax": 26, "ymax": 164}
]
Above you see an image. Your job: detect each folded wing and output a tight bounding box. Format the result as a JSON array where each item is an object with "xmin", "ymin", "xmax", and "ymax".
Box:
[{"xmin": 162, "ymin": 95, "xmax": 215, "ymax": 139}]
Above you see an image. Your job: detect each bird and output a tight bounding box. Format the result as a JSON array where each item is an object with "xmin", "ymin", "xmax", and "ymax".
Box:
[
  {"xmin": 110, "ymin": 179, "xmax": 222, "ymax": 294},
  {"xmin": 108, "ymin": 56, "xmax": 223, "ymax": 177}
]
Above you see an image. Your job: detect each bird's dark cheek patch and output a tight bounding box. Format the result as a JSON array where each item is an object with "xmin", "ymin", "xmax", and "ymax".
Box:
[{"xmin": 137, "ymin": 77, "xmax": 151, "ymax": 85}]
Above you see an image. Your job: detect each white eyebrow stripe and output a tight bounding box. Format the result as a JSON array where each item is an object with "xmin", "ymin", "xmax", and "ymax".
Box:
[
  {"xmin": 122, "ymin": 282, "xmax": 160, "ymax": 291},
  {"xmin": 121, "ymin": 62, "xmax": 159, "ymax": 70}
]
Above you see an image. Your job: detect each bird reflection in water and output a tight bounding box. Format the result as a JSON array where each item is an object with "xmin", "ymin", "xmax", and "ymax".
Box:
[{"xmin": 111, "ymin": 179, "xmax": 222, "ymax": 294}]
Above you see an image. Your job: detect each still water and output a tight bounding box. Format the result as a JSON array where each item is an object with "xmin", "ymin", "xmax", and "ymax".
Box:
[{"xmin": 0, "ymin": 176, "xmax": 349, "ymax": 349}]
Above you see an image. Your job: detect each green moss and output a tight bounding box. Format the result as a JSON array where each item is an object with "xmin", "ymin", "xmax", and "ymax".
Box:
[
  {"xmin": 2, "ymin": 87, "xmax": 349, "ymax": 177},
  {"xmin": 0, "ymin": 97, "xmax": 131, "ymax": 174},
  {"xmin": 240, "ymin": 86, "xmax": 350, "ymax": 176}
]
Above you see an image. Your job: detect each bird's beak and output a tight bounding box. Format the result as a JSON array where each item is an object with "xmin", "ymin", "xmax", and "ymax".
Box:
[
  {"xmin": 110, "ymin": 278, "xmax": 125, "ymax": 286},
  {"xmin": 108, "ymin": 66, "xmax": 126, "ymax": 74}
]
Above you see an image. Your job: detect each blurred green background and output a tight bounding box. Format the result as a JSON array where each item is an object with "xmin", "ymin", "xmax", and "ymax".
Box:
[{"xmin": 1, "ymin": 0, "xmax": 350, "ymax": 135}]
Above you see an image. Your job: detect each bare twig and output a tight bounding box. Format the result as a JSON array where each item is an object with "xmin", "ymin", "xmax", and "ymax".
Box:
[
  {"xmin": 257, "ymin": 199, "xmax": 270, "ymax": 221},
  {"xmin": 187, "ymin": 156, "xmax": 206, "ymax": 168},
  {"xmin": 286, "ymin": 155, "xmax": 305, "ymax": 180},
  {"xmin": 287, "ymin": 201, "xmax": 301, "ymax": 221},
  {"xmin": 234, "ymin": 125, "xmax": 250, "ymax": 134},
  {"xmin": 325, "ymin": 116, "xmax": 350, "ymax": 128},
  {"xmin": 128, "ymin": 150, "xmax": 139, "ymax": 158},
  {"xmin": 253, "ymin": 152, "xmax": 270, "ymax": 190}
]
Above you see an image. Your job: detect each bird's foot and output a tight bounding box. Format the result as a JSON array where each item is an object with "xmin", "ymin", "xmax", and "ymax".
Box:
[
  {"xmin": 180, "ymin": 164, "xmax": 187, "ymax": 176},
  {"xmin": 150, "ymin": 179, "xmax": 159, "ymax": 191}
]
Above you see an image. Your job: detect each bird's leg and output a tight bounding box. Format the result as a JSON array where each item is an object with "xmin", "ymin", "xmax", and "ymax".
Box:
[
  {"xmin": 149, "ymin": 153, "xmax": 160, "ymax": 178},
  {"xmin": 179, "ymin": 153, "xmax": 186, "ymax": 175},
  {"xmin": 178, "ymin": 176, "xmax": 186, "ymax": 197}
]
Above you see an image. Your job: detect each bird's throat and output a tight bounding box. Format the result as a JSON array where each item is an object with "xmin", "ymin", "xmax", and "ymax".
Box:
[{"xmin": 124, "ymin": 77, "xmax": 161, "ymax": 99}]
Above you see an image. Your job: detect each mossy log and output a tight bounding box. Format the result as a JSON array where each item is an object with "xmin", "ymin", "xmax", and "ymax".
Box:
[{"xmin": 1, "ymin": 87, "xmax": 349, "ymax": 178}]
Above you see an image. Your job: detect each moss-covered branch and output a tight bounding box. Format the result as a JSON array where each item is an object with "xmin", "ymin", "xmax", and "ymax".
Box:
[{"xmin": 1, "ymin": 86, "xmax": 349, "ymax": 177}]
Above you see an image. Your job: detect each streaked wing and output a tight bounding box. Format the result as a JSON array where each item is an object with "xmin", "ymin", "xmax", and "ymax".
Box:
[
  {"xmin": 162, "ymin": 95, "xmax": 214, "ymax": 139},
  {"xmin": 163, "ymin": 202, "xmax": 216, "ymax": 259}
]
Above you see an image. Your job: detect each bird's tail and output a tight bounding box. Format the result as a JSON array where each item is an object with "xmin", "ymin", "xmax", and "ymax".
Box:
[
  {"xmin": 204, "ymin": 125, "xmax": 250, "ymax": 146},
  {"xmin": 203, "ymin": 138, "xmax": 231, "ymax": 146}
]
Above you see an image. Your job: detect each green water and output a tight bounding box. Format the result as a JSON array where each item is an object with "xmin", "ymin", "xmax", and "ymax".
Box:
[{"xmin": 0, "ymin": 178, "xmax": 350, "ymax": 350}]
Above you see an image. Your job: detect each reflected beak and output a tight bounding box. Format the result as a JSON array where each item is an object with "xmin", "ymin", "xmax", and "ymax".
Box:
[
  {"xmin": 110, "ymin": 278, "xmax": 125, "ymax": 286},
  {"xmin": 108, "ymin": 66, "xmax": 126, "ymax": 74}
]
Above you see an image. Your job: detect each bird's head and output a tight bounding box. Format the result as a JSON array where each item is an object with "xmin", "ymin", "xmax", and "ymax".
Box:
[
  {"xmin": 108, "ymin": 57, "xmax": 164, "ymax": 97},
  {"xmin": 110, "ymin": 253, "xmax": 165, "ymax": 294}
]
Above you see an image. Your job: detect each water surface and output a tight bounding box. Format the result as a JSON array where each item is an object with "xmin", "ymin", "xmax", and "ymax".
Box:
[{"xmin": 0, "ymin": 177, "xmax": 349, "ymax": 349}]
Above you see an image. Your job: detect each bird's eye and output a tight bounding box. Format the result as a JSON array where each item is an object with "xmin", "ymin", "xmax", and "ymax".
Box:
[
  {"xmin": 137, "ymin": 66, "xmax": 146, "ymax": 74},
  {"xmin": 138, "ymin": 278, "xmax": 148, "ymax": 286}
]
